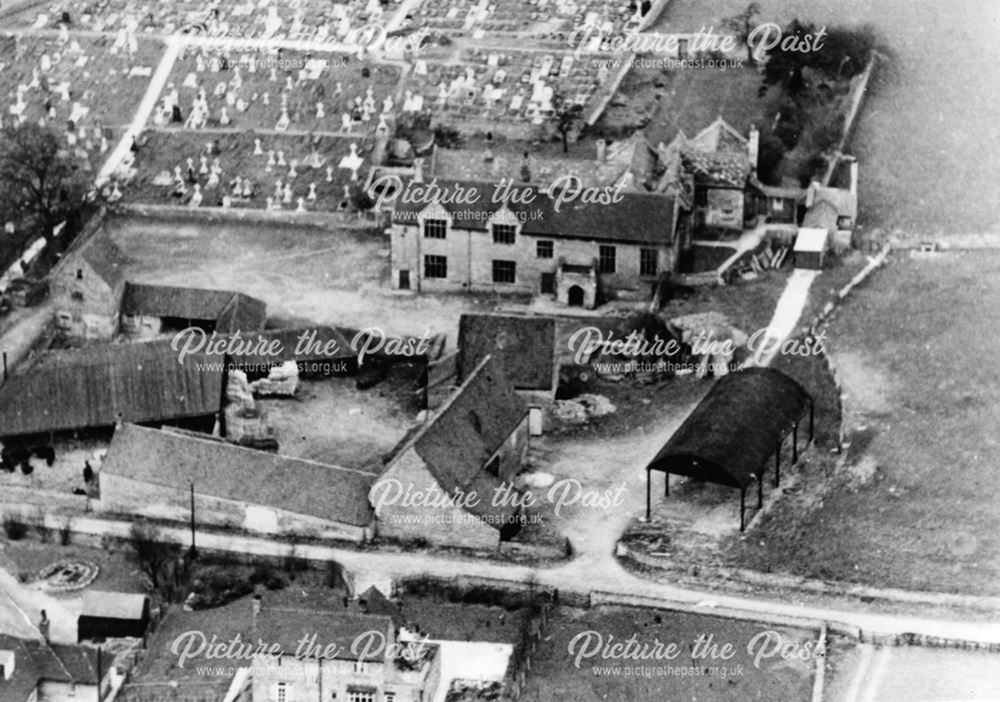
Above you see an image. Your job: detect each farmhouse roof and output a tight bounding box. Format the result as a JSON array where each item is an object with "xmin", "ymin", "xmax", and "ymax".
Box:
[
  {"xmin": 0, "ymin": 340, "xmax": 223, "ymax": 437},
  {"xmin": 391, "ymin": 178, "xmax": 676, "ymax": 245},
  {"xmin": 458, "ymin": 314, "xmax": 557, "ymax": 392},
  {"xmin": 80, "ymin": 234, "xmax": 129, "ymax": 289},
  {"xmin": 646, "ymin": 367, "xmax": 812, "ymax": 489},
  {"xmin": 802, "ymin": 199, "xmax": 840, "ymax": 231},
  {"xmin": 121, "ymin": 283, "xmax": 266, "ymax": 332},
  {"xmin": 405, "ymin": 355, "xmax": 527, "ymax": 526},
  {"xmin": 80, "ymin": 591, "xmax": 148, "ymax": 621},
  {"xmin": 255, "ymin": 609, "xmax": 393, "ymax": 661},
  {"xmin": 0, "ymin": 635, "xmax": 102, "ymax": 702},
  {"xmin": 102, "ymin": 424, "xmax": 377, "ymax": 526}
]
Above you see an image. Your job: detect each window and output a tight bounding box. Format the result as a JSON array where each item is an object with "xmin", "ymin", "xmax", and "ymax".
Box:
[
  {"xmin": 424, "ymin": 255, "xmax": 447, "ymax": 279},
  {"xmin": 492, "ymin": 260, "xmax": 516, "ymax": 284},
  {"xmin": 384, "ymin": 692, "xmax": 396, "ymax": 702},
  {"xmin": 275, "ymin": 682, "xmax": 287, "ymax": 702},
  {"xmin": 536, "ymin": 240, "xmax": 553, "ymax": 258},
  {"xmin": 71, "ymin": 291, "xmax": 84, "ymax": 301},
  {"xmin": 348, "ymin": 691, "xmax": 376, "ymax": 702},
  {"xmin": 75, "ymin": 268, "xmax": 83, "ymax": 279},
  {"xmin": 423, "ymin": 218, "xmax": 447, "ymax": 239},
  {"xmin": 492, "ymin": 223, "xmax": 516, "ymax": 245},
  {"xmin": 640, "ymin": 248, "xmax": 658, "ymax": 276},
  {"xmin": 598, "ymin": 246, "xmax": 616, "ymax": 274}
]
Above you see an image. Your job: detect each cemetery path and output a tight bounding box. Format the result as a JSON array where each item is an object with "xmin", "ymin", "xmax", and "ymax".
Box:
[{"xmin": 97, "ymin": 37, "xmax": 181, "ymax": 183}]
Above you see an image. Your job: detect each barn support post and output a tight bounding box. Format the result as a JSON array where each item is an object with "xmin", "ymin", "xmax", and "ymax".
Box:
[
  {"xmin": 792, "ymin": 422, "xmax": 799, "ymax": 464},
  {"xmin": 740, "ymin": 488, "xmax": 746, "ymax": 532},
  {"xmin": 757, "ymin": 474, "xmax": 763, "ymax": 508},
  {"xmin": 664, "ymin": 471, "xmax": 669, "ymax": 497},
  {"xmin": 645, "ymin": 469, "xmax": 651, "ymax": 522}
]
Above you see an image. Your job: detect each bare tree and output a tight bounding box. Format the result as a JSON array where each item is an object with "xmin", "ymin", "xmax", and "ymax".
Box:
[
  {"xmin": 128, "ymin": 521, "xmax": 182, "ymax": 595},
  {"xmin": 550, "ymin": 92, "xmax": 584, "ymax": 154},
  {"xmin": 0, "ymin": 122, "xmax": 92, "ymax": 248},
  {"xmin": 724, "ymin": 2, "xmax": 762, "ymax": 65}
]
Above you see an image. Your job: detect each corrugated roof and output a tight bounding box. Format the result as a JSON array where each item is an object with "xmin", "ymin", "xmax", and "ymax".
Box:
[
  {"xmin": 647, "ymin": 367, "xmax": 811, "ymax": 488},
  {"xmin": 80, "ymin": 591, "xmax": 148, "ymax": 621},
  {"xmin": 392, "ymin": 179, "xmax": 676, "ymax": 245},
  {"xmin": 122, "ymin": 283, "xmax": 266, "ymax": 331},
  {"xmin": 102, "ymin": 424, "xmax": 377, "ymax": 526},
  {"xmin": 458, "ymin": 314, "xmax": 557, "ymax": 391},
  {"xmin": 794, "ymin": 228, "xmax": 829, "ymax": 254},
  {"xmin": 410, "ymin": 355, "xmax": 527, "ymax": 525},
  {"xmin": 0, "ymin": 340, "xmax": 223, "ymax": 437}
]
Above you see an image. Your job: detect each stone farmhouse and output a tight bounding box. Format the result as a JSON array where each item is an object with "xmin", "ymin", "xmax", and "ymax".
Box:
[
  {"xmin": 374, "ymin": 355, "xmax": 530, "ymax": 550},
  {"xmin": 232, "ymin": 608, "xmax": 441, "ymax": 702},
  {"xmin": 100, "ymin": 424, "xmax": 379, "ymax": 542},
  {"xmin": 389, "ymin": 177, "xmax": 679, "ymax": 308}
]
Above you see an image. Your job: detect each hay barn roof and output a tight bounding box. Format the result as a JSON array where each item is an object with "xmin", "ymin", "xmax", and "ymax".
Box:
[
  {"xmin": 102, "ymin": 424, "xmax": 377, "ymax": 526},
  {"xmin": 647, "ymin": 367, "xmax": 812, "ymax": 488},
  {"xmin": 0, "ymin": 341, "xmax": 223, "ymax": 437},
  {"xmin": 121, "ymin": 283, "xmax": 266, "ymax": 332},
  {"xmin": 457, "ymin": 314, "xmax": 557, "ymax": 392}
]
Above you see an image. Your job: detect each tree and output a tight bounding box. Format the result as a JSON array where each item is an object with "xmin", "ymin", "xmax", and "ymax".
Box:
[
  {"xmin": 0, "ymin": 122, "xmax": 92, "ymax": 248},
  {"xmin": 551, "ymin": 92, "xmax": 583, "ymax": 154},
  {"xmin": 128, "ymin": 521, "xmax": 182, "ymax": 595},
  {"xmin": 724, "ymin": 2, "xmax": 762, "ymax": 65}
]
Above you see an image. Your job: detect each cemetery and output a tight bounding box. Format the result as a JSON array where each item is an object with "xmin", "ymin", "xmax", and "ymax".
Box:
[
  {"xmin": 125, "ymin": 130, "xmax": 374, "ymax": 211},
  {"xmin": 0, "ymin": 32, "xmax": 163, "ymax": 140},
  {"xmin": 154, "ymin": 47, "xmax": 402, "ymax": 135}
]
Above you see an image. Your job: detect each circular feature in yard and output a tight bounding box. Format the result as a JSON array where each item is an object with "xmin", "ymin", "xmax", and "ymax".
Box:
[{"xmin": 34, "ymin": 560, "xmax": 100, "ymax": 592}]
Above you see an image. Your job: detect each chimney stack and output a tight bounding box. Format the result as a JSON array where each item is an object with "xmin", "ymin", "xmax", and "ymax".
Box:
[
  {"xmin": 413, "ymin": 158, "xmax": 424, "ymax": 183},
  {"xmin": 748, "ymin": 125, "xmax": 759, "ymax": 174},
  {"xmin": 849, "ymin": 159, "xmax": 859, "ymax": 196}
]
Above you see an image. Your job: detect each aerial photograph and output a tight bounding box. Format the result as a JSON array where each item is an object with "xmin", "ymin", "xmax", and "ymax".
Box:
[{"xmin": 0, "ymin": 0, "xmax": 997, "ymax": 700}]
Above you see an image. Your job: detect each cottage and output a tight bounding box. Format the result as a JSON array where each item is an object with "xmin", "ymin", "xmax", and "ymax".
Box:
[
  {"xmin": 100, "ymin": 424, "xmax": 379, "ymax": 541},
  {"xmin": 389, "ymin": 178, "xmax": 678, "ymax": 307},
  {"xmin": 0, "ymin": 634, "xmax": 114, "ymax": 702},
  {"xmin": 51, "ymin": 233, "xmax": 129, "ymax": 340},
  {"xmin": 77, "ymin": 591, "xmax": 150, "ymax": 641},
  {"xmin": 0, "ymin": 340, "xmax": 223, "ymax": 440},
  {"xmin": 374, "ymin": 355, "xmax": 529, "ymax": 549}
]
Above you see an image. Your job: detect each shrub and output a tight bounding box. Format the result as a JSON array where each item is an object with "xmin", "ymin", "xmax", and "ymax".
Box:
[
  {"xmin": 188, "ymin": 566, "xmax": 254, "ymax": 609},
  {"xmin": 3, "ymin": 514, "xmax": 28, "ymax": 540},
  {"xmin": 249, "ymin": 563, "xmax": 287, "ymax": 591}
]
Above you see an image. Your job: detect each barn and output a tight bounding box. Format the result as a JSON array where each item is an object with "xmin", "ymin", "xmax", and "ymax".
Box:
[
  {"xmin": 77, "ymin": 591, "xmax": 150, "ymax": 641},
  {"xmin": 793, "ymin": 227, "xmax": 830, "ymax": 270}
]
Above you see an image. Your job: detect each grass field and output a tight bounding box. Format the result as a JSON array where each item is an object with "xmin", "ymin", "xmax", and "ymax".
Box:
[
  {"xmin": 520, "ymin": 605, "xmax": 817, "ymax": 701},
  {"xmin": 722, "ymin": 251, "xmax": 1000, "ymax": 595}
]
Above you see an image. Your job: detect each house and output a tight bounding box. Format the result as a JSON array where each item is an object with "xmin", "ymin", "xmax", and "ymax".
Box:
[
  {"xmin": 77, "ymin": 592, "xmax": 150, "ymax": 642},
  {"xmin": 100, "ymin": 423, "xmax": 379, "ymax": 541},
  {"xmin": 373, "ymin": 355, "xmax": 529, "ymax": 550},
  {"xmin": 51, "ymin": 233, "xmax": 129, "ymax": 340},
  {"xmin": 238, "ymin": 608, "xmax": 441, "ymax": 702},
  {"xmin": 457, "ymin": 313, "xmax": 558, "ymax": 412},
  {"xmin": 0, "ymin": 340, "xmax": 223, "ymax": 440},
  {"xmin": 389, "ymin": 177, "xmax": 678, "ymax": 308},
  {"xmin": 793, "ymin": 228, "xmax": 830, "ymax": 270},
  {"xmin": 0, "ymin": 634, "xmax": 114, "ymax": 702},
  {"xmin": 120, "ymin": 282, "xmax": 267, "ymax": 338}
]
